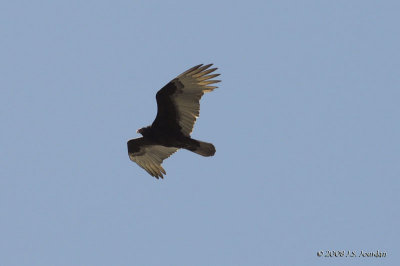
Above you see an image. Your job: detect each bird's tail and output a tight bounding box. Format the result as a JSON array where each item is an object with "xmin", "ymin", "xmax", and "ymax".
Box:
[{"xmin": 188, "ymin": 139, "xmax": 216, "ymax": 157}]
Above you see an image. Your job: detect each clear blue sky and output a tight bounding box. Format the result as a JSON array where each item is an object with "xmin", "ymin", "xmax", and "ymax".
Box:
[{"xmin": 1, "ymin": 1, "xmax": 399, "ymax": 265}]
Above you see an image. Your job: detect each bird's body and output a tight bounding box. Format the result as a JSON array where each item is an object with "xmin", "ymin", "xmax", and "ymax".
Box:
[{"xmin": 127, "ymin": 64, "xmax": 220, "ymax": 179}]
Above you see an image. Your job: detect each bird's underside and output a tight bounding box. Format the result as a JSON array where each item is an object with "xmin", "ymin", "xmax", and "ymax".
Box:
[{"xmin": 127, "ymin": 64, "xmax": 220, "ymax": 179}]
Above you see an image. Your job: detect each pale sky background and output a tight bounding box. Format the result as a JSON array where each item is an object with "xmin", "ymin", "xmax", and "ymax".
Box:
[{"xmin": 1, "ymin": 1, "xmax": 399, "ymax": 265}]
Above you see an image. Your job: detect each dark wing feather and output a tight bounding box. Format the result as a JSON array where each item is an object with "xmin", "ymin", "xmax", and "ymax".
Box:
[
  {"xmin": 152, "ymin": 64, "xmax": 220, "ymax": 136},
  {"xmin": 127, "ymin": 138, "xmax": 178, "ymax": 179}
]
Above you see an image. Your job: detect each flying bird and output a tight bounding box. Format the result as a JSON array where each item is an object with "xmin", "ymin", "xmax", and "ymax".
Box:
[{"xmin": 127, "ymin": 64, "xmax": 220, "ymax": 179}]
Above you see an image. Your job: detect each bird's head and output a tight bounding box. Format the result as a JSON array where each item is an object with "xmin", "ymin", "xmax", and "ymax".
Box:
[{"xmin": 137, "ymin": 126, "xmax": 151, "ymax": 136}]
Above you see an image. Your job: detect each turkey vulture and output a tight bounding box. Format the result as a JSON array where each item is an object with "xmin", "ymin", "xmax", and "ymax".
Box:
[{"xmin": 127, "ymin": 64, "xmax": 220, "ymax": 179}]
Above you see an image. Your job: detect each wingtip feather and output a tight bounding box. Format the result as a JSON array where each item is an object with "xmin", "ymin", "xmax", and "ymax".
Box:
[
  {"xmin": 188, "ymin": 64, "xmax": 213, "ymax": 76},
  {"xmin": 192, "ymin": 67, "xmax": 217, "ymax": 78},
  {"xmin": 180, "ymin": 64, "xmax": 203, "ymax": 76}
]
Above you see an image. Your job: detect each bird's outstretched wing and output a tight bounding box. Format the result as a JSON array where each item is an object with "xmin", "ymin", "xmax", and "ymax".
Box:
[
  {"xmin": 127, "ymin": 138, "xmax": 178, "ymax": 179},
  {"xmin": 152, "ymin": 64, "xmax": 221, "ymax": 136}
]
